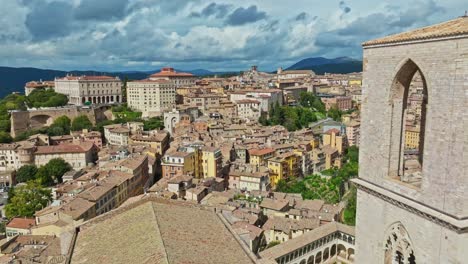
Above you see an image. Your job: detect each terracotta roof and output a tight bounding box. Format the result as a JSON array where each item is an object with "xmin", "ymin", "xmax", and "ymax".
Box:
[
  {"xmin": 363, "ymin": 16, "xmax": 468, "ymax": 47},
  {"xmin": 35, "ymin": 142, "xmax": 94, "ymax": 154},
  {"xmin": 6, "ymin": 218, "xmax": 36, "ymax": 229},
  {"xmin": 128, "ymin": 79, "xmax": 171, "ymax": 83},
  {"xmin": 71, "ymin": 198, "xmax": 256, "ymax": 264},
  {"xmin": 249, "ymin": 148, "xmax": 275, "ymax": 156},
  {"xmin": 150, "ymin": 67, "xmax": 194, "ymax": 78},
  {"xmin": 260, "ymin": 198, "xmax": 289, "ymax": 211},
  {"xmin": 325, "ymin": 128, "xmax": 341, "ymax": 135},
  {"xmin": 57, "ymin": 75, "xmax": 119, "ymax": 81}
]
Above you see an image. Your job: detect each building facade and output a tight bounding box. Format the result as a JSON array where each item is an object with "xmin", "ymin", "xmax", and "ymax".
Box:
[
  {"xmin": 354, "ymin": 17, "xmax": 468, "ymax": 264},
  {"xmin": 54, "ymin": 75, "xmax": 122, "ymax": 105},
  {"xmin": 127, "ymin": 79, "xmax": 176, "ymax": 116}
]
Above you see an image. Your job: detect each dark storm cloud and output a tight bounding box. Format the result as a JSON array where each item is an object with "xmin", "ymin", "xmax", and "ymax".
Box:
[
  {"xmin": 295, "ymin": 12, "xmax": 308, "ymax": 21},
  {"xmin": 74, "ymin": 0, "xmax": 130, "ymax": 21},
  {"xmin": 226, "ymin": 5, "xmax": 267, "ymax": 26},
  {"xmin": 25, "ymin": 1, "xmax": 74, "ymax": 41},
  {"xmin": 339, "ymin": 1, "xmax": 351, "ymax": 14},
  {"xmin": 190, "ymin": 2, "xmax": 232, "ymax": 18}
]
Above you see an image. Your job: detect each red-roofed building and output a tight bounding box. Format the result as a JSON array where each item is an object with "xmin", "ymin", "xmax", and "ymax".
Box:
[
  {"xmin": 149, "ymin": 67, "xmax": 197, "ymax": 87},
  {"xmin": 54, "ymin": 75, "xmax": 122, "ymax": 106},
  {"xmin": 6, "ymin": 218, "xmax": 36, "ymax": 239},
  {"xmin": 24, "ymin": 80, "xmax": 55, "ymax": 96},
  {"xmin": 34, "ymin": 142, "xmax": 97, "ymax": 170},
  {"xmin": 249, "ymin": 148, "xmax": 275, "ymax": 166}
]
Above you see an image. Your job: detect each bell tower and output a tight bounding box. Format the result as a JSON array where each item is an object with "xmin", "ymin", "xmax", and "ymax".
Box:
[{"xmin": 354, "ymin": 16, "xmax": 468, "ymax": 263}]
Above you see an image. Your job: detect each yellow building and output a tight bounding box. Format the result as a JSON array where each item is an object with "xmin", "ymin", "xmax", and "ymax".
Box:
[
  {"xmin": 322, "ymin": 129, "xmax": 344, "ymax": 154},
  {"xmin": 200, "ymin": 146, "xmax": 223, "ymax": 178},
  {"xmin": 323, "ymin": 146, "xmax": 342, "ymax": 170},
  {"xmin": 129, "ymin": 131, "xmax": 170, "ymax": 156},
  {"xmin": 349, "ymin": 79, "xmax": 362, "ymax": 86},
  {"xmin": 267, "ymin": 153, "xmax": 299, "ymax": 188},
  {"xmin": 405, "ymin": 127, "xmax": 420, "ymax": 149},
  {"xmin": 249, "ymin": 148, "xmax": 275, "ymax": 166}
]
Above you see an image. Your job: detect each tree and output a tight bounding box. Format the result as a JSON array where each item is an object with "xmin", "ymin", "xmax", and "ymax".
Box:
[
  {"xmin": 48, "ymin": 115, "xmax": 71, "ymax": 136},
  {"xmin": 4, "ymin": 181, "xmax": 52, "ymax": 219},
  {"xmin": 16, "ymin": 164, "xmax": 38, "ymax": 183},
  {"xmin": 27, "ymin": 89, "xmax": 68, "ymax": 108},
  {"xmin": 36, "ymin": 158, "xmax": 72, "ymax": 185},
  {"xmin": 71, "ymin": 115, "xmax": 93, "ymax": 131},
  {"xmin": 343, "ymin": 187, "xmax": 357, "ymax": 226},
  {"xmin": 0, "ymin": 132, "xmax": 12, "ymax": 143},
  {"xmin": 143, "ymin": 117, "xmax": 164, "ymax": 130},
  {"xmin": 328, "ymin": 107, "xmax": 342, "ymax": 121},
  {"xmin": 46, "ymin": 158, "xmax": 72, "ymax": 183}
]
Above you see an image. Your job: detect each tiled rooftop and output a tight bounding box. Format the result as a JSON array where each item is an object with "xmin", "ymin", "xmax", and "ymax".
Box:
[
  {"xmin": 363, "ymin": 16, "xmax": 468, "ymax": 46},
  {"xmin": 71, "ymin": 197, "xmax": 256, "ymax": 264}
]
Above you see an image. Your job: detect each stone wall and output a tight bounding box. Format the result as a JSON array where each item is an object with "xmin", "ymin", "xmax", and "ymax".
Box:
[
  {"xmin": 359, "ymin": 37, "xmax": 468, "ymax": 216},
  {"xmin": 355, "ymin": 188, "xmax": 468, "ymax": 263},
  {"xmin": 10, "ymin": 106, "xmax": 111, "ymax": 137}
]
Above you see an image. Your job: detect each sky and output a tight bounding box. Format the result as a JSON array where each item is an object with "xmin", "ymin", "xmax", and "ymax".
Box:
[{"xmin": 0, "ymin": 0, "xmax": 465, "ymax": 72}]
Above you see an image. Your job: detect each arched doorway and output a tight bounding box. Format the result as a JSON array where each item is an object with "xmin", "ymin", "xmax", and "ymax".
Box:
[
  {"xmin": 307, "ymin": 255, "xmax": 314, "ymax": 264},
  {"xmin": 337, "ymin": 244, "xmax": 346, "ymax": 259},
  {"xmin": 323, "ymin": 248, "xmax": 329, "ymax": 262},
  {"xmin": 315, "ymin": 251, "xmax": 322, "ymax": 264},
  {"xmin": 330, "ymin": 244, "xmax": 337, "ymax": 256},
  {"xmin": 388, "ymin": 59, "xmax": 428, "ymax": 186}
]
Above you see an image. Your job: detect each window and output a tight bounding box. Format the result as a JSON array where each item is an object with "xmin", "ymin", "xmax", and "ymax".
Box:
[{"xmin": 389, "ymin": 59, "xmax": 428, "ymax": 188}]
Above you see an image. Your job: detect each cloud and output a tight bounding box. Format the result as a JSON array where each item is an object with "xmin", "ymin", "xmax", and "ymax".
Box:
[
  {"xmin": 339, "ymin": 1, "xmax": 351, "ymax": 14},
  {"xmin": 74, "ymin": 0, "xmax": 130, "ymax": 21},
  {"xmin": 25, "ymin": 1, "xmax": 74, "ymax": 41},
  {"xmin": 226, "ymin": 5, "xmax": 267, "ymax": 26},
  {"xmin": 295, "ymin": 12, "xmax": 308, "ymax": 21},
  {"xmin": 190, "ymin": 2, "xmax": 232, "ymax": 18}
]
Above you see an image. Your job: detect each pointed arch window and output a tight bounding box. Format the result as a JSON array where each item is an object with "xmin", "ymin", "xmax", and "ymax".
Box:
[{"xmin": 388, "ymin": 59, "xmax": 428, "ymax": 188}]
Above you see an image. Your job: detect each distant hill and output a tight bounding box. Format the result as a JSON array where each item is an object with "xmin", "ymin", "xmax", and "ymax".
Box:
[
  {"xmin": 0, "ymin": 67, "xmax": 221, "ymax": 98},
  {"xmin": 286, "ymin": 57, "xmax": 362, "ymax": 74}
]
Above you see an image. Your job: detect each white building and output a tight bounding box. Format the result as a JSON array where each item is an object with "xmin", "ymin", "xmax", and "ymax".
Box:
[
  {"xmin": 229, "ymin": 89, "xmax": 283, "ymax": 113},
  {"xmin": 0, "ymin": 143, "xmax": 21, "ymax": 171},
  {"xmin": 54, "ymin": 75, "xmax": 122, "ymax": 106},
  {"xmin": 235, "ymin": 99, "xmax": 261, "ymax": 120},
  {"xmin": 104, "ymin": 122, "xmax": 143, "ymax": 146},
  {"xmin": 127, "ymin": 79, "xmax": 176, "ymax": 116}
]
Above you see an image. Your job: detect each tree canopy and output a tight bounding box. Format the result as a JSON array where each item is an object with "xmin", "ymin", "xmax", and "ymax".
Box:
[
  {"xmin": 71, "ymin": 115, "xmax": 93, "ymax": 131},
  {"xmin": 48, "ymin": 115, "xmax": 71, "ymax": 136},
  {"xmin": 16, "ymin": 164, "xmax": 38, "ymax": 183},
  {"xmin": 36, "ymin": 158, "xmax": 72, "ymax": 185},
  {"xmin": 27, "ymin": 89, "xmax": 68, "ymax": 108},
  {"xmin": 4, "ymin": 181, "xmax": 52, "ymax": 219},
  {"xmin": 143, "ymin": 117, "xmax": 164, "ymax": 130},
  {"xmin": 0, "ymin": 131, "xmax": 13, "ymax": 143}
]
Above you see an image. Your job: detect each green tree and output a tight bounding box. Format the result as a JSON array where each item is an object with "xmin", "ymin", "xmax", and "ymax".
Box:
[
  {"xmin": 343, "ymin": 187, "xmax": 357, "ymax": 226},
  {"xmin": 0, "ymin": 120, "xmax": 11, "ymax": 132},
  {"xmin": 36, "ymin": 158, "xmax": 72, "ymax": 185},
  {"xmin": 0, "ymin": 132, "xmax": 13, "ymax": 143},
  {"xmin": 345, "ymin": 146, "xmax": 359, "ymax": 163},
  {"xmin": 71, "ymin": 115, "xmax": 93, "ymax": 131},
  {"xmin": 16, "ymin": 164, "xmax": 38, "ymax": 183},
  {"xmin": 143, "ymin": 117, "xmax": 164, "ymax": 130},
  {"xmin": 46, "ymin": 158, "xmax": 72, "ymax": 183},
  {"xmin": 4, "ymin": 181, "xmax": 52, "ymax": 219},
  {"xmin": 48, "ymin": 115, "xmax": 71, "ymax": 136},
  {"xmin": 27, "ymin": 89, "xmax": 68, "ymax": 108},
  {"xmin": 328, "ymin": 107, "xmax": 342, "ymax": 121}
]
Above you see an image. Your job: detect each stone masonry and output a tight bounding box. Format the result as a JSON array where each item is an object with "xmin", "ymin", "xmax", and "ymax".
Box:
[{"xmin": 354, "ymin": 17, "xmax": 468, "ymax": 263}]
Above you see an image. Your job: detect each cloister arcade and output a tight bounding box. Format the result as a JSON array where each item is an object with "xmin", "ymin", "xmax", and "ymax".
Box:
[{"xmin": 275, "ymin": 231, "xmax": 355, "ymax": 264}]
